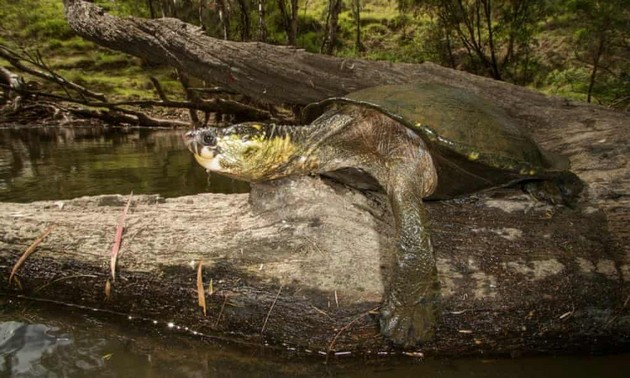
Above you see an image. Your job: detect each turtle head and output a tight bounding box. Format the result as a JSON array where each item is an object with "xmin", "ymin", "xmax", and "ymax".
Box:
[{"xmin": 184, "ymin": 123, "xmax": 300, "ymax": 181}]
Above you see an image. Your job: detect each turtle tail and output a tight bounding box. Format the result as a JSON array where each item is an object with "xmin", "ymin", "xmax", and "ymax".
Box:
[{"xmin": 522, "ymin": 171, "xmax": 585, "ymax": 207}]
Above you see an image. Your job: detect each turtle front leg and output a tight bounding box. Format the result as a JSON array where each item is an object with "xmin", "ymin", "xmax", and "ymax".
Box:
[{"xmin": 379, "ymin": 171, "xmax": 440, "ymax": 347}]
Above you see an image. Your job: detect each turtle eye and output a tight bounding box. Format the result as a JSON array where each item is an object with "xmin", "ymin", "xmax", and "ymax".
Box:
[{"xmin": 202, "ymin": 134, "xmax": 216, "ymax": 146}]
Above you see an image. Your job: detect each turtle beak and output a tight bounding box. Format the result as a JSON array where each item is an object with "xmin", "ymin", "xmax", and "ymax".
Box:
[{"xmin": 184, "ymin": 129, "xmax": 223, "ymax": 172}]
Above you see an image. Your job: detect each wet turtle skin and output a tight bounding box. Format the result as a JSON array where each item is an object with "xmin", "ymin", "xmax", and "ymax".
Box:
[{"xmin": 184, "ymin": 83, "xmax": 583, "ymax": 347}]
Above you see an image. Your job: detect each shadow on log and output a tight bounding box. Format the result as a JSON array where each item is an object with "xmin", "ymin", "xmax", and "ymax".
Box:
[{"xmin": 0, "ymin": 0, "xmax": 628, "ymax": 357}]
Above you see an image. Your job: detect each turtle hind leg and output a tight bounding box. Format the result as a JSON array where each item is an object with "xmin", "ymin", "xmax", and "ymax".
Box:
[
  {"xmin": 378, "ymin": 165, "xmax": 441, "ymax": 347},
  {"xmin": 522, "ymin": 171, "xmax": 584, "ymax": 207}
]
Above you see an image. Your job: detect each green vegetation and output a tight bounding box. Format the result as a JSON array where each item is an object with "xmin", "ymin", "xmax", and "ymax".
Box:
[
  {"xmin": 0, "ymin": 0, "xmax": 181, "ymax": 100},
  {"xmin": 1, "ymin": 0, "xmax": 628, "ymax": 109}
]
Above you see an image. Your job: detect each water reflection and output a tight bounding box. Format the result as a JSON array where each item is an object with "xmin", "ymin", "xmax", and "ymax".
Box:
[
  {"xmin": 0, "ymin": 321, "xmax": 104, "ymax": 377},
  {"xmin": 0, "ymin": 126, "xmax": 249, "ymax": 202},
  {"xmin": 1, "ymin": 322, "xmax": 65, "ymax": 375}
]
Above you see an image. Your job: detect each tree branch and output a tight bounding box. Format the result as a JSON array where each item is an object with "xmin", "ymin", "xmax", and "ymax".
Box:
[
  {"xmin": 0, "ymin": 44, "xmax": 106, "ymax": 101},
  {"xmin": 1, "ymin": 84, "xmax": 272, "ymax": 122}
]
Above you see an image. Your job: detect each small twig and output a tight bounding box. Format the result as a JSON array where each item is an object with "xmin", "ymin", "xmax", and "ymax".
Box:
[
  {"xmin": 604, "ymin": 295, "xmax": 630, "ymax": 327},
  {"xmin": 261, "ymin": 284, "xmax": 284, "ymax": 335},
  {"xmin": 67, "ymin": 105, "xmax": 189, "ymax": 127},
  {"xmin": 110, "ymin": 192, "xmax": 133, "ymax": 282},
  {"xmin": 303, "ymin": 236, "xmax": 327, "ymax": 258},
  {"xmin": 215, "ymin": 294, "xmax": 229, "ymax": 327},
  {"xmin": 311, "ymin": 305, "xmax": 333, "ymax": 319},
  {"xmin": 9, "ymin": 225, "xmax": 55, "ymax": 285},
  {"xmin": 208, "ymin": 278, "xmax": 214, "ymax": 296},
  {"xmin": 149, "ymin": 77, "xmax": 169, "ymax": 101},
  {"xmin": 326, "ymin": 306, "xmax": 379, "ymax": 359},
  {"xmin": 196, "ymin": 260, "xmax": 207, "ymax": 316},
  {"xmin": 104, "ymin": 279, "xmax": 112, "ymax": 300},
  {"xmin": 177, "ymin": 69, "xmax": 202, "ymax": 127},
  {"xmin": 1, "ymin": 84, "xmax": 271, "ymax": 121},
  {"xmin": 0, "ymin": 44, "xmax": 106, "ymax": 101},
  {"xmin": 34, "ymin": 49, "xmax": 75, "ymax": 100},
  {"xmin": 189, "ymin": 86, "xmax": 238, "ymax": 95}
]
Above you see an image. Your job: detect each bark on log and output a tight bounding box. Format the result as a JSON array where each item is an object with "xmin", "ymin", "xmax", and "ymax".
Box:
[{"xmin": 1, "ymin": 0, "xmax": 627, "ymax": 356}]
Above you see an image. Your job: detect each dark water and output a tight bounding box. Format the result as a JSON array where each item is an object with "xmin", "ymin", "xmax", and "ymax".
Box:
[
  {"xmin": 1, "ymin": 127, "xmax": 629, "ymax": 377},
  {"xmin": 0, "ymin": 126, "xmax": 248, "ymax": 202},
  {"xmin": 2, "ymin": 299, "xmax": 630, "ymax": 378}
]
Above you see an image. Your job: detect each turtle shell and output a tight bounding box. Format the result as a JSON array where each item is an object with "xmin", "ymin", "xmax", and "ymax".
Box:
[{"xmin": 303, "ymin": 83, "xmax": 569, "ymax": 198}]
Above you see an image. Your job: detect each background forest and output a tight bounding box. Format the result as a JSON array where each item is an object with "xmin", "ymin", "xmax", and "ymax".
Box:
[{"xmin": 1, "ymin": 0, "xmax": 628, "ymax": 110}]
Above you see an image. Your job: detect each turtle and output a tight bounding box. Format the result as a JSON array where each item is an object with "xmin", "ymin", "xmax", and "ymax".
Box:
[{"xmin": 184, "ymin": 83, "xmax": 583, "ymax": 347}]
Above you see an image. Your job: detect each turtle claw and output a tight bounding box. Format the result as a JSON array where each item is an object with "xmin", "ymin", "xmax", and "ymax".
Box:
[{"xmin": 379, "ymin": 292, "xmax": 439, "ymax": 347}]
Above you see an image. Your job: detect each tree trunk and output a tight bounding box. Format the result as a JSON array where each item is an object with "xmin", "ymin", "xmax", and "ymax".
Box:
[
  {"xmin": 161, "ymin": 0, "xmax": 176, "ymax": 18},
  {"xmin": 481, "ymin": 0, "xmax": 501, "ymax": 80},
  {"xmin": 216, "ymin": 0, "xmax": 230, "ymax": 40},
  {"xmin": 59, "ymin": 0, "xmax": 522, "ymax": 105},
  {"xmin": 236, "ymin": 0, "xmax": 251, "ymax": 41},
  {"xmin": 352, "ymin": 0, "xmax": 363, "ymax": 53},
  {"xmin": 289, "ymin": 0, "xmax": 298, "ymax": 47},
  {"xmin": 146, "ymin": 0, "xmax": 155, "ymax": 19},
  {"xmin": 6, "ymin": 0, "xmax": 627, "ymax": 355},
  {"xmin": 1, "ymin": 173, "xmax": 628, "ymax": 356},
  {"xmin": 276, "ymin": 0, "xmax": 295, "ymax": 46},
  {"xmin": 321, "ymin": 0, "xmax": 343, "ymax": 55},
  {"xmin": 257, "ymin": 0, "xmax": 268, "ymax": 42},
  {"xmin": 587, "ymin": 33, "xmax": 606, "ymax": 104}
]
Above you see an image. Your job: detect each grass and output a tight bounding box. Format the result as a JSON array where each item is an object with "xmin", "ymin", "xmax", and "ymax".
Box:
[{"xmin": 0, "ymin": 0, "xmax": 183, "ymax": 101}]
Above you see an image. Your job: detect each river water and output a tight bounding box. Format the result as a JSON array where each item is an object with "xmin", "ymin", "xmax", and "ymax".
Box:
[
  {"xmin": 0, "ymin": 126, "xmax": 628, "ymax": 377},
  {"xmin": 0, "ymin": 126, "xmax": 248, "ymax": 202}
]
